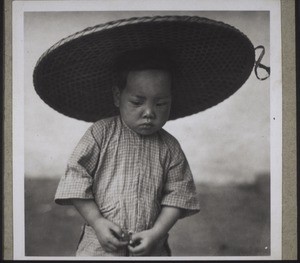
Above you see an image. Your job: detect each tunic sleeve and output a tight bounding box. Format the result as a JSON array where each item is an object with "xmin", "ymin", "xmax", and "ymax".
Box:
[
  {"xmin": 161, "ymin": 140, "xmax": 200, "ymax": 218},
  {"xmin": 54, "ymin": 126, "xmax": 100, "ymax": 205}
]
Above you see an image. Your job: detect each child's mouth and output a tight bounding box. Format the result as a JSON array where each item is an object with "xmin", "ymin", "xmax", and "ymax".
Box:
[{"xmin": 139, "ymin": 123, "xmax": 154, "ymax": 129}]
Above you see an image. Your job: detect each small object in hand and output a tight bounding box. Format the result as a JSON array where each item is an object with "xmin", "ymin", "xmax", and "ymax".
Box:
[{"xmin": 120, "ymin": 229, "xmax": 133, "ymax": 242}]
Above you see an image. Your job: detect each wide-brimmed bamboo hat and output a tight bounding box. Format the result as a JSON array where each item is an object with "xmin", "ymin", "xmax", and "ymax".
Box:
[{"xmin": 33, "ymin": 16, "xmax": 259, "ymax": 122}]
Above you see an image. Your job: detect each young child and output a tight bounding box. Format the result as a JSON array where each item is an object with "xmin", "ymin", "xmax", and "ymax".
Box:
[
  {"xmin": 54, "ymin": 48, "xmax": 200, "ymax": 256},
  {"xmin": 33, "ymin": 16, "xmax": 264, "ymax": 257}
]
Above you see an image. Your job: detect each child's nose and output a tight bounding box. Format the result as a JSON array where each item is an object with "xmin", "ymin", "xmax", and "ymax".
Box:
[{"xmin": 143, "ymin": 106, "xmax": 155, "ymax": 119}]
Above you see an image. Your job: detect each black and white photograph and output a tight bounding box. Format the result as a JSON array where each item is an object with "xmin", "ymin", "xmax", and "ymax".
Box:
[{"xmin": 12, "ymin": 0, "xmax": 282, "ymax": 260}]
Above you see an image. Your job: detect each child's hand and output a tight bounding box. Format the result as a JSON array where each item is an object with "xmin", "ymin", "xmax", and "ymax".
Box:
[
  {"xmin": 92, "ymin": 217, "xmax": 128, "ymax": 252},
  {"xmin": 128, "ymin": 229, "xmax": 159, "ymax": 256}
]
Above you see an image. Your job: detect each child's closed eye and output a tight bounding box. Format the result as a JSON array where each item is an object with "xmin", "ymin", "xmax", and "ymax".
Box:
[
  {"xmin": 130, "ymin": 100, "xmax": 143, "ymax": 106},
  {"xmin": 156, "ymin": 102, "xmax": 169, "ymax": 107}
]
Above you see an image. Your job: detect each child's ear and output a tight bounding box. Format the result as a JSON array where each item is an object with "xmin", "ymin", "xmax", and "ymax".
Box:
[{"xmin": 112, "ymin": 86, "xmax": 121, "ymax": 107}]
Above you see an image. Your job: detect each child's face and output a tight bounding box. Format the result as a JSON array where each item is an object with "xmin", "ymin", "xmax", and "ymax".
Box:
[{"xmin": 113, "ymin": 69, "xmax": 172, "ymax": 136}]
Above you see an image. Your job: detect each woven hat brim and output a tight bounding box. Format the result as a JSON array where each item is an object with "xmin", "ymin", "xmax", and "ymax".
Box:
[{"xmin": 33, "ymin": 16, "xmax": 255, "ymax": 122}]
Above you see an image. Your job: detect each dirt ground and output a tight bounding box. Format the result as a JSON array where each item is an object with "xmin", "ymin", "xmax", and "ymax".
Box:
[{"xmin": 25, "ymin": 174, "xmax": 270, "ymax": 257}]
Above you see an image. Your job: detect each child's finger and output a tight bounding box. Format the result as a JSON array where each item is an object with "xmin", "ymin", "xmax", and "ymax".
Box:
[
  {"xmin": 128, "ymin": 234, "xmax": 144, "ymax": 253},
  {"xmin": 128, "ymin": 233, "xmax": 142, "ymax": 248},
  {"xmin": 108, "ymin": 235, "xmax": 128, "ymax": 248},
  {"xmin": 130, "ymin": 232, "xmax": 142, "ymax": 243},
  {"xmin": 109, "ymin": 224, "xmax": 123, "ymax": 239},
  {"xmin": 128, "ymin": 242, "xmax": 145, "ymax": 255},
  {"xmin": 103, "ymin": 242, "xmax": 117, "ymax": 252},
  {"xmin": 108, "ymin": 223, "xmax": 129, "ymax": 247}
]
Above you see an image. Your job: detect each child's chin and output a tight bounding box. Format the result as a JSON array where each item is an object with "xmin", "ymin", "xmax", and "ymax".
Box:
[{"xmin": 135, "ymin": 127, "xmax": 158, "ymax": 136}]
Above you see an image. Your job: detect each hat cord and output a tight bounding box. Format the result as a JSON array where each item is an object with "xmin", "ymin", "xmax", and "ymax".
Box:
[{"xmin": 254, "ymin": 46, "xmax": 270, "ymax": 81}]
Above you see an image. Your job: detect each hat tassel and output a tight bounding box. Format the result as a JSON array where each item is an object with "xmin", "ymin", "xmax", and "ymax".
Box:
[{"xmin": 254, "ymin": 45, "xmax": 270, "ymax": 81}]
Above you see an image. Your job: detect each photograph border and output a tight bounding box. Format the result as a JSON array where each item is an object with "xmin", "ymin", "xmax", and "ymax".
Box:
[
  {"xmin": 281, "ymin": 0, "xmax": 297, "ymax": 259},
  {"xmin": 3, "ymin": 0, "xmax": 297, "ymax": 260}
]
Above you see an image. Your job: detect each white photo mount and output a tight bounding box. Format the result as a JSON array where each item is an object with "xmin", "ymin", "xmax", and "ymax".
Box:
[{"xmin": 11, "ymin": 0, "xmax": 283, "ymax": 260}]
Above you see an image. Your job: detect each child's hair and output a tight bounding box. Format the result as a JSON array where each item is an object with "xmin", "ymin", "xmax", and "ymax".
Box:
[{"xmin": 113, "ymin": 48, "xmax": 174, "ymax": 90}]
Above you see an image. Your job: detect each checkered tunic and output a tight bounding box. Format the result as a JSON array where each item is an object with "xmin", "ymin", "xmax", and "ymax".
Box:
[{"xmin": 55, "ymin": 116, "xmax": 200, "ymax": 256}]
